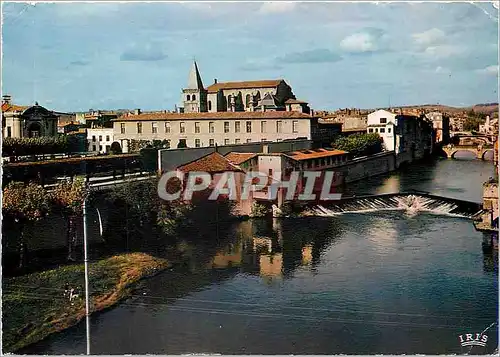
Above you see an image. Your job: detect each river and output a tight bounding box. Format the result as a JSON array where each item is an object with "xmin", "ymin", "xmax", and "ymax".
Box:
[{"xmin": 21, "ymin": 157, "xmax": 498, "ymax": 354}]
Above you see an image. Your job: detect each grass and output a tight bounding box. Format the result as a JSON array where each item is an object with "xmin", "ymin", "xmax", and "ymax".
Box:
[{"xmin": 2, "ymin": 252, "xmax": 170, "ymax": 353}]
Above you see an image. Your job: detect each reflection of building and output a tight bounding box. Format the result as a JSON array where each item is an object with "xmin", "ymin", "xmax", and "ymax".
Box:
[
  {"xmin": 302, "ymin": 245, "xmax": 313, "ymax": 265},
  {"xmin": 425, "ymin": 111, "xmax": 450, "ymax": 144},
  {"xmin": 2, "ymin": 95, "xmax": 58, "ymax": 138},
  {"xmin": 259, "ymin": 253, "xmax": 283, "ymax": 277}
]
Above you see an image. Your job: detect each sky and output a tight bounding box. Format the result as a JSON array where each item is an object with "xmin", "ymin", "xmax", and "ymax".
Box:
[{"xmin": 1, "ymin": 1, "xmax": 499, "ymax": 112}]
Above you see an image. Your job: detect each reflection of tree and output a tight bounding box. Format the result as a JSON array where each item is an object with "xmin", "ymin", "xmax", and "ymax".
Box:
[{"xmin": 483, "ymin": 252, "xmax": 498, "ymax": 274}]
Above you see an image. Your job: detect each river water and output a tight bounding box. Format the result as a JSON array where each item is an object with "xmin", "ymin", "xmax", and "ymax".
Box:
[{"xmin": 21, "ymin": 157, "xmax": 498, "ymax": 354}]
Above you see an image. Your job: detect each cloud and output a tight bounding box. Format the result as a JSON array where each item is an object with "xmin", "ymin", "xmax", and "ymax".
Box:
[
  {"xmin": 477, "ymin": 65, "xmax": 499, "ymax": 75},
  {"xmin": 277, "ymin": 49, "xmax": 342, "ymax": 64},
  {"xmin": 340, "ymin": 32, "xmax": 379, "ymax": 53},
  {"xmin": 120, "ymin": 44, "xmax": 168, "ymax": 62},
  {"xmin": 259, "ymin": 2, "xmax": 297, "ymax": 14},
  {"xmin": 70, "ymin": 60, "xmax": 89, "ymax": 66},
  {"xmin": 412, "ymin": 28, "xmax": 446, "ymax": 46},
  {"xmin": 435, "ymin": 66, "xmax": 451, "ymax": 74},
  {"xmin": 423, "ymin": 45, "xmax": 464, "ymax": 58}
]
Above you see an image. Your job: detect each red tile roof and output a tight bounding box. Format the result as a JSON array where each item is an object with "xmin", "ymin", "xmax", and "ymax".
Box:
[
  {"xmin": 224, "ymin": 152, "xmax": 257, "ymax": 165},
  {"xmin": 286, "ymin": 148, "xmax": 348, "ymax": 161},
  {"xmin": 2, "ymin": 103, "xmax": 29, "ymax": 112},
  {"xmin": 206, "ymin": 80, "xmax": 283, "ymax": 93},
  {"xmin": 114, "ymin": 110, "xmax": 313, "ymax": 121},
  {"xmin": 177, "ymin": 152, "xmax": 244, "ymax": 173}
]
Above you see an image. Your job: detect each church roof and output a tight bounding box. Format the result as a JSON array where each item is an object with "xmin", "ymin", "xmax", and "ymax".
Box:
[
  {"xmin": 115, "ymin": 110, "xmax": 313, "ymax": 121},
  {"xmin": 258, "ymin": 92, "xmax": 280, "ymax": 107},
  {"xmin": 206, "ymin": 79, "xmax": 283, "ymax": 93},
  {"xmin": 186, "ymin": 61, "xmax": 204, "ymax": 90},
  {"xmin": 285, "ymin": 99, "xmax": 308, "ymax": 104}
]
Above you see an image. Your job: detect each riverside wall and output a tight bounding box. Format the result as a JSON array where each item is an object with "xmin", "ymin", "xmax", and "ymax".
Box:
[{"xmin": 340, "ymin": 151, "xmax": 396, "ymax": 184}]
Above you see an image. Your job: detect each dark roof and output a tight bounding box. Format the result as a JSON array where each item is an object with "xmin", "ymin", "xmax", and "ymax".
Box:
[
  {"xmin": 285, "ymin": 99, "xmax": 308, "ymax": 104},
  {"xmin": 114, "ymin": 110, "xmax": 314, "ymax": 121}
]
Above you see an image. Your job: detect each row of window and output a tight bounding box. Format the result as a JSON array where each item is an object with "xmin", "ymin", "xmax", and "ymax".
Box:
[
  {"xmin": 120, "ymin": 120, "xmax": 299, "ymax": 135},
  {"xmin": 303, "ymin": 155, "xmax": 347, "ymax": 169},
  {"xmin": 368, "ymin": 127, "xmax": 391, "ymax": 134},
  {"xmin": 91, "ymin": 135, "xmax": 111, "ymax": 142},
  {"xmin": 91, "ymin": 144, "xmax": 111, "ymax": 152}
]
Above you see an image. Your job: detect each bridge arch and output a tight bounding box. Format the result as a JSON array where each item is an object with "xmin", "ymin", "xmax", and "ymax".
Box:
[
  {"xmin": 449, "ymin": 149, "xmax": 477, "ymax": 159},
  {"xmin": 481, "ymin": 149, "xmax": 494, "ymax": 160}
]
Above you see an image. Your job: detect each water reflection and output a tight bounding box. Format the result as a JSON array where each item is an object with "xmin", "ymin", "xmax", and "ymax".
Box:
[
  {"xmin": 375, "ymin": 175, "xmax": 401, "ymax": 195},
  {"xmin": 203, "ymin": 218, "xmax": 344, "ymax": 281}
]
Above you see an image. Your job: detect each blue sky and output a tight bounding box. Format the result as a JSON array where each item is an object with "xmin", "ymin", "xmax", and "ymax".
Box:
[{"xmin": 2, "ymin": 1, "xmax": 499, "ymax": 112}]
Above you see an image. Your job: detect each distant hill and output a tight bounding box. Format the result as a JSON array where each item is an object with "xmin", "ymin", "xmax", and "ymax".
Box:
[{"xmin": 372, "ymin": 103, "xmax": 499, "ymax": 115}]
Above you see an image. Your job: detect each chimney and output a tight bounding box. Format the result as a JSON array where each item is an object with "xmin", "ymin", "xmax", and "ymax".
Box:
[
  {"xmin": 214, "ymin": 78, "xmax": 218, "ymax": 84},
  {"xmin": 134, "ymin": 108, "xmax": 141, "ymax": 115},
  {"xmin": 2, "ymin": 95, "xmax": 11, "ymax": 104}
]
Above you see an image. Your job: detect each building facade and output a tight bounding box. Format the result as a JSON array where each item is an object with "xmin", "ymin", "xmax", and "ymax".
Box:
[
  {"xmin": 113, "ymin": 111, "xmax": 313, "ymax": 152},
  {"xmin": 87, "ymin": 128, "xmax": 114, "ymax": 153},
  {"xmin": 426, "ymin": 111, "xmax": 450, "ymax": 144},
  {"xmin": 2, "ymin": 96, "xmax": 58, "ymax": 138},
  {"xmin": 367, "ymin": 109, "xmax": 398, "ymax": 152}
]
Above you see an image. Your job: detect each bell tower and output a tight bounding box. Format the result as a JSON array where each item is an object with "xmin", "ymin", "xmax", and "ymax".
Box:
[{"xmin": 182, "ymin": 61, "xmax": 207, "ymax": 113}]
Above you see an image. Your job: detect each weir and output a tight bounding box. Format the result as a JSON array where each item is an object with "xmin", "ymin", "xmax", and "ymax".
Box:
[{"xmin": 306, "ymin": 191, "xmax": 484, "ymax": 219}]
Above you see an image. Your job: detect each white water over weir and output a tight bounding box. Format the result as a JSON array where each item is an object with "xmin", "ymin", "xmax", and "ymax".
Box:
[{"xmin": 307, "ymin": 194, "xmax": 484, "ymax": 219}]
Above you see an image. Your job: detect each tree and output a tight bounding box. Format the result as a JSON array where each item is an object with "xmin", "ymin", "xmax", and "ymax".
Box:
[
  {"xmin": 51, "ymin": 177, "xmax": 89, "ymax": 261},
  {"xmin": 177, "ymin": 139, "xmax": 188, "ymax": 148},
  {"xmin": 463, "ymin": 117, "xmax": 484, "ymax": 132},
  {"xmin": 2, "ymin": 182, "xmax": 51, "ymax": 269},
  {"xmin": 331, "ymin": 133, "xmax": 383, "ymax": 158}
]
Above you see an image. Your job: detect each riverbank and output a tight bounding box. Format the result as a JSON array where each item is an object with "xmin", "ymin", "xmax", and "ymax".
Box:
[{"xmin": 3, "ymin": 252, "xmax": 170, "ymax": 353}]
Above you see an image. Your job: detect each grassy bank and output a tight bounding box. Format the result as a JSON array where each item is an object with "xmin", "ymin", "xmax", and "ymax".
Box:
[{"xmin": 2, "ymin": 253, "xmax": 170, "ymax": 353}]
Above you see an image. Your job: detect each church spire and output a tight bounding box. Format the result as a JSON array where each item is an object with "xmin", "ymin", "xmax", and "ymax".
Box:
[{"xmin": 187, "ymin": 60, "xmax": 204, "ymax": 90}]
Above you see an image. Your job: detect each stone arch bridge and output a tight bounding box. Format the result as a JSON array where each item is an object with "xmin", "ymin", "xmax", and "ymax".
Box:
[{"xmin": 442, "ymin": 144, "xmax": 494, "ymax": 160}]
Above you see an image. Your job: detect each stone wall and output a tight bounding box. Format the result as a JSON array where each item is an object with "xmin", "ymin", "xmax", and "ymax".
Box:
[{"xmin": 342, "ymin": 151, "xmax": 396, "ymax": 184}]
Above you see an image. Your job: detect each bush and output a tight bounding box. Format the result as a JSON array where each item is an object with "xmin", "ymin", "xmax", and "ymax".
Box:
[
  {"xmin": 2, "ymin": 136, "xmax": 78, "ymax": 157},
  {"xmin": 331, "ymin": 132, "xmax": 383, "ymax": 158}
]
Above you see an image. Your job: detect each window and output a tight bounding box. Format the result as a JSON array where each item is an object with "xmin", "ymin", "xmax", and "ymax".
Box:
[
  {"xmin": 195, "ymin": 139, "xmax": 200, "ymax": 147},
  {"xmin": 120, "ymin": 123, "xmax": 125, "ymax": 134},
  {"xmin": 7, "ymin": 127, "xmax": 11, "ymax": 137},
  {"xmin": 209, "ymin": 122, "xmax": 215, "ymax": 133},
  {"xmin": 224, "ymin": 121, "xmax": 230, "ymax": 133},
  {"xmin": 268, "ymin": 169, "xmax": 273, "ymax": 177},
  {"xmin": 235, "ymin": 121, "xmax": 241, "ymax": 133},
  {"xmin": 137, "ymin": 123, "xmax": 142, "ymax": 134},
  {"xmin": 195, "ymin": 122, "xmax": 200, "ymax": 133},
  {"xmin": 106, "ymin": 135, "xmax": 110, "ymax": 142},
  {"xmin": 98, "ymin": 135, "xmax": 102, "ymax": 141},
  {"xmin": 387, "ymin": 128, "xmax": 391, "ymax": 133},
  {"xmin": 187, "ymin": 94, "xmax": 191, "ymax": 101},
  {"xmin": 192, "ymin": 94, "xmax": 196, "ymax": 101},
  {"xmin": 368, "ymin": 128, "xmax": 374, "ymax": 133},
  {"xmin": 208, "ymin": 101, "xmax": 212, "ymax": 111},
  {"xmin": 380, "ymin": 118, "xmax": 387, "ymax": 124},
  {"xmin": 99, "ymin": 145, "xmax": 103, "ymax": 151},
  {"xmin": 235, "ymin": 138, "xmax": 241, "ymax": 144},
  {"xmin": 246, "ymin": 139, "xmax": 252, "ymax": 143},
  {"xmin": 180, "ymin": 122, "xmax": 185, "ymax": 133},
  {"xmin": 165, "ymin": 122, "xmax": 171, "ymax": 133},
  {"xmin": 92, "ymin": 135, "xmax": 96, "ymax": 142},
  {"xmin": 276, "ymin": 121, "xmax": 283, "ymax": 133},
  {"xmin": 261, "ymin": 121, "xmax": 267, "ymax": 133},
  {"xmin": 209, "ymin": 139, "xmax": 215, "ymax": 146},
  {"xmin": 375, "ymin": 128, "xmax": 378, "ymax": 132},
  {"xmin": 380, "ymin": 128, "xmax": 385, "ymax": 133},
  {"xmin": 152, "ymin": 122, "xmax": 158, "ymax": 134},
  {"xmin": 246, "ymin": 121, "xmax": 252, "ymax": 133},
  {"xmin": 224, "ymin": 139, "xmax": 230, "ymax": 145},
  {"xmin": 292, "ymin": 121, "xmax": 298, "ymax": 133},
  {"xmin": 92, "ymin": 145, "xmax": 96, "ymax": 151}
]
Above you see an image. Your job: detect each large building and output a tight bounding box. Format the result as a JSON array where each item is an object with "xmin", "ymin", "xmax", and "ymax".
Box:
[
  {"xmin": 2, "ymin": 95, "xmax": 58, "ymax": 138},
  {"xmin": 112, "ymin": 61, "xmax": 316, "ymax": 152},
  {"xmin": 367, "ymin": 109, "xmax": 434, "ymax": 162}
]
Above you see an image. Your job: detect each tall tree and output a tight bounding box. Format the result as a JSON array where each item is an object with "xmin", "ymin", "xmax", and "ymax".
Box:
[
  {"xmin": 51, "ymin": 177, "xmax": 89, "ymax": 261},
  {"xmin": 2, "ymin": 182, "xmax": 51, "ymax": 269}
]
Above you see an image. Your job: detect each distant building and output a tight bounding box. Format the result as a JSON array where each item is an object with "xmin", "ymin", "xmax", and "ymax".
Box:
[
  {"xmin": 479, "ymin": 115, "xmax": 499, "ymax": 136},
  {"xmin": 87, "ymin": 128, "xmax": 114, "ymax": 153},
  {"xmin": 367, "ymin": 109, "xmax": 434, "ymax": 159},
  {"xmin": 425, "ymin": 111, "xmax": 450, "ymax": 144},
  {"xmin": 2, "ymin": 95, "xmax": 58, "ymax": 138}
]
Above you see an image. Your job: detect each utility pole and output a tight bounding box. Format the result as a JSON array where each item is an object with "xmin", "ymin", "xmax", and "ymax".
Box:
[{"xmin": 83, "ymin": 196, "xmax": 91, "ymax": 354}]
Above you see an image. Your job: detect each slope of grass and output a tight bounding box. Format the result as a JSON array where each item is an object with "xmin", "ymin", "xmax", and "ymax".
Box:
[{"xmin": 3, "ymin": 252, "xmax": 170, "ymax": 353}]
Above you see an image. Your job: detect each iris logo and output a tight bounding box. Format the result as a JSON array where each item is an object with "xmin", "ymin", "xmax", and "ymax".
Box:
[{"xmin": 458, "ymin": 333, "xmax": 488, "ymax": 347}]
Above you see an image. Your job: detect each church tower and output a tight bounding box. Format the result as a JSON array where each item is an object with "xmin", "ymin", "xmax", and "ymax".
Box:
[{"xmin": 182, "ymin": 61, "xmax": 207, "ymax": 113}]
